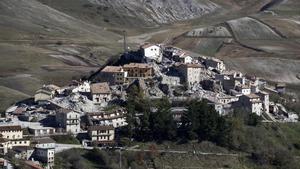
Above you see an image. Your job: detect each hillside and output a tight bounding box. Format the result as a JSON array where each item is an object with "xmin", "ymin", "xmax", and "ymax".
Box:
[
  {"xmin": 1, "ymin": 0, "xmax": 300, "ymax": 108},
  {"xmin": 0, "ymin": 0, "xmax": 263, "ymax": 111},
  {"xmin": 171, "ymin": 0, "xmax": 300, "ymax": 92}
]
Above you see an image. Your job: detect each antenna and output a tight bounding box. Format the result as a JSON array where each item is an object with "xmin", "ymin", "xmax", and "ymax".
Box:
[{"xmin": 123, "ymin": 30, "xmax": 127, "ymax": 53}]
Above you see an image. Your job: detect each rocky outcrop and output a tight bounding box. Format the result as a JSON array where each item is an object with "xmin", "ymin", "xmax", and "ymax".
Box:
[{"xmin": 88, "ymin": 0, "xmax": 219, "ymax": 24}]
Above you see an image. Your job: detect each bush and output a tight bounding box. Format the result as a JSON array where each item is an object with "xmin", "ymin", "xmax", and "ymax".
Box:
[{"xmin": 51, "ymin": 134, "xmax": 80, "ymax": 144}]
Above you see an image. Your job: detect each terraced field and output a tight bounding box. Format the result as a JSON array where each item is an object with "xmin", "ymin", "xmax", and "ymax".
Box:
[{"xmin": 226, "ymin": 17, "xmax": 282, "ymax": 40}]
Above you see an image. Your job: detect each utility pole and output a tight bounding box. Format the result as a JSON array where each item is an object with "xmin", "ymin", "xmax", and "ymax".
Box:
[
  {"xmin": 123, "ymin": 30, "xmax": 127, "ymax": 54},
  {"xmin": 119, "ymin": 149, "xmax": 122, "ymax": 169}
]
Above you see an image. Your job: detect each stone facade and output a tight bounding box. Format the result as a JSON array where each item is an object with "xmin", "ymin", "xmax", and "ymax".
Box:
[
  {"xmin": 90, "ymin": 82, "xmax": 112, "ymax": 107},
  {"xmin": 100, "ymin": 66, "xmax": 128, "ymax": 85},
  {"xmin": 123, "ymin": 63, "xmax": 153, "ymax": 79}
]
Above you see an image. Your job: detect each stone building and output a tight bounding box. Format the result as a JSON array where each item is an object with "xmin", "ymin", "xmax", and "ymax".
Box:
[
  {"xmin": 34, "ymin": 84, "xmax": 60, "ymax": 104},
  {"xmin": 56, "ymin": 109, "xmax": 81, "ymax": 134},
  {"xmin": 72, "ymin": 81, "xmax": 91, "ymax": 93},
  {"xmin": 100, "ymin": 66, "xmax": 128, "ymax": 85},
  {"xmin": 204, "ymin": 58, "xmax": 226, "ymax": 72},
  {"xmin": 123, "ymin": 63, "xmax": 153, "ymax": 80},
  {"xmin": 176, "ymin": 64, "xmax": 205, "ymax": 86},
  {"xmin": 235, "ymin": 94, "xmax": 263, "ymax": 116},
  {"xmin": 257, "ymin": 91, "xmax": 270, "ymax": 114},
  {"xmin": 90, "ymin": 82, "xmax": 112, "ymax": 107}
]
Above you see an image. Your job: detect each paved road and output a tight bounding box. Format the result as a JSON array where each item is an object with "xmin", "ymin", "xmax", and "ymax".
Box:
[{"xmin": 55, "ymin": 144, "xmax": 241, "ymax": 157}]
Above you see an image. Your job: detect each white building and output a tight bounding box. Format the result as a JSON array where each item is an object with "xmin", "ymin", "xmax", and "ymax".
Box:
[
  {"xmin": 72, "ymin": 81, "xmax": 91, "ymax": 93},
  {"xmin": 235, "ymin": 84, "xmax": 251, "ymax": 95},
  {"xmin": 173, "ymin": 51, "xmax": 193, "ymax": 64},
  {"xmin": 140, "ymin": 44, "xmax": 162, "ymax": 62},
  {"xmin": 56, "ymin": 109, "xmax": 81, "ymax": 134},
  {"xmin": 88, "ymin": 125, "xmax": 115, "ymax": 144},
  {"xmin": 90, "ymin": 82, "xmax": 112, "ymax": 107},
  {"xmin": 32, "ymin": 137, "xmax": 55, "ymax": 168},
  {"xmin": 236, "ymin": 94, "xmax": 263, "ymax": 116},
  {"xmin": 87, "ymin": 108, "xmax": 127, "ymax": 128},
  {"xmin": 28, "ymin": 126, "xmax": 55, "ymax": 137},
  {"xmin": 205, "ymin": 58, "xmax": 226, "ymax": 72},
  {"xmin": 257, "ymin": 91, "xmax": 270, "ymax": 114}
]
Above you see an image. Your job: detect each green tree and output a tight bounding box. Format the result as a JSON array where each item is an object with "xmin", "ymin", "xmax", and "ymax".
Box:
[{"xmin": 149, "ymin": 97, "xmax": 177, "ymax": 142}]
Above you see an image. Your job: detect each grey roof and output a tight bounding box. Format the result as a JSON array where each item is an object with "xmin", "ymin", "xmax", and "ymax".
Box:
[{"xmin": 32, "ymin": 137, "xmax": 55, "ymax": 144}]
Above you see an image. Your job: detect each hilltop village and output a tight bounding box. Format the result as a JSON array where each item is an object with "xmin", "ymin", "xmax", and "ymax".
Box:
[{"xmin": 0, "ymin": 44, "xmax": 298, "ymax": 168}]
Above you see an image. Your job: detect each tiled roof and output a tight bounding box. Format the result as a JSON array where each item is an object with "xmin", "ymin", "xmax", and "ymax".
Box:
[
  {"xmin": 0, "ymin": 125, "xmax": 22, "ymax": 132},
  {"xmin": 91, "ymin": 82, "xmax": 111, "ymax": 94},
  {"xmin": 32, "ymin": 137, "xmax": 55, "ymax": 144},
  {"xmin": 123, "ymin": 63, "xmax": 152, "ymax": 69},
  {"xmin": 101, "ymin": 66, "xmax": 123, "ymax": 73},
  {"xmin": 88, "ymin": 125, "xmax": 114, "ymax": 131},
  {"xmin": 185, "ymin": 64, "xmax": 204, "ymax": 68}
]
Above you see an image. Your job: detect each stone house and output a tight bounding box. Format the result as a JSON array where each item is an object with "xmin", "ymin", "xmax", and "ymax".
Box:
[
  {"xmin": 90, "ymin": 82, "xmax": 112, "ymax": 107},
  {"xmin": 257, "ymin": 91, "xmax": 270, "ymax": 114},
  {"xmin": 88, "ymin": 125, "xmax": 115, "ymax": 144},
  {"xmin": 204, "ymin": 58, "xmax": 226, "ymax": 72},
  {"xmin": 235, "ymin": 94, "xmax": 263, "ymax": 116},
  {"xmin": 72, "ymin": 81, "xmax": 91, "ymax": 93},
  {"xmin": 34, "ymin": 85, "xmax": 60, "ymax": 105},
  {"xmin": 100, "ymin": 66, "xmax": 128, "ymax": 85},
  {"xmin": 123, "ymin": 63, "xmax": 153, "ymax": 80},
  {"xmin": 56, "ymin": 109, "xmax": 81, "ymax": 134},
  {"xmin": 176, "ymin": 64, "xmax": 205, "ymax": 86}
]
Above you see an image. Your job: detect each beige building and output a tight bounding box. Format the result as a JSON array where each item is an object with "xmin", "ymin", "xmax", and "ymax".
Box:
[
  {"xmin": 88, "ymin": 125, "xmax": 115, "ymax": 144},
  {"xmin": 100, "ymin": 66, "xmax": 128, "ymax": 85},
  {"xmin": 90, "ymin": 82, "xmax": 112, "ymax": 106},
  {"xmin": 177, "ymin": 64, "xmax": 205, "ymax": 86},
  {"xmin": 123, "ymin": 63, "xmax": 153, "ymax": 79},
  {"xmin": 34, "ymin": 84, "xmax": 60, "ymax": 104},
  {"xmin": 56, "ymin": 109, "xmax": 81, "ymax": 134},
  {"xmin": 0, "ymin": 125, "xmax": 23, "ymax": 140},
  {"xmin": 0, "ymin": 125, "xmax": 30, "ymax": 155}
]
